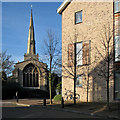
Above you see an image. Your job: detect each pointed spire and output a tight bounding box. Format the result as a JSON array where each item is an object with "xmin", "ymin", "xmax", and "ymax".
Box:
[
  {"xmin": 27, "ymin": 6, "xmax": 36, "ymax": 55},
  {"xmin": 30, "ymin": 6, "xmax": 33, "ymax": 28}
]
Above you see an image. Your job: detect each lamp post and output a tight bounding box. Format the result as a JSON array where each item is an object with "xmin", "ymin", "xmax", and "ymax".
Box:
[{"xmin": 16, "ymin": 91, "xmax": 19, "ymax": 103}]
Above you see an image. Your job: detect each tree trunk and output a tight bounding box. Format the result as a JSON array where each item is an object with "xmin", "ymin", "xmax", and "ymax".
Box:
[
  {"xmin": 74, "ymin": 43, "xmax": 76, "ymax": 104},
  {"xmin": 49, "ymin": 54, "xmax": 52, "ymax": 104},
  {"xmin": 87, "ymin": 75, "xmax": 89, "ymax": 102},
  {"xmin": 87, "ymin": 67, "xmax": 89, "ymax": 102},
  {"xmin": 107, "ymin": 42, "xmax": 110, "ymax": 109}
]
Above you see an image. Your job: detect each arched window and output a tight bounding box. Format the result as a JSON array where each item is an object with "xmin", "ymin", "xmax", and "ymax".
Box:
[{"xmin": 23, "ymin": 63, "xmax": 39, "ymax": 87}]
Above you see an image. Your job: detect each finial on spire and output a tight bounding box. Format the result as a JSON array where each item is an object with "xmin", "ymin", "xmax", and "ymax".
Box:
[{"xmin": 31, "ymin": 5, "xmax": 32, "ymax": 9}]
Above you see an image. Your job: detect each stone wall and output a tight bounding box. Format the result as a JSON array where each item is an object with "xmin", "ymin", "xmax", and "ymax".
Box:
[{"xmin": 13, "ymin": 59, "xmax": 48, "ymax": 91}]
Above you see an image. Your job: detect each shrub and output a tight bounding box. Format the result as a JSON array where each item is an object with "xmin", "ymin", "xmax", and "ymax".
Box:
[
  {"xmin": 53, "ymin": 94, "xmax": 62, "ymax": 102},
  {"xmin": 56, "ymin": 81, "xmax": 62, "ymax": 94}
]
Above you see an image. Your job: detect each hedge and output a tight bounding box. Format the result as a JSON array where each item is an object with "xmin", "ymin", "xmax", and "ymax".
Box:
[{"xmin": 2, "ymin": 82, "xmax": 49, "ymax": 99}]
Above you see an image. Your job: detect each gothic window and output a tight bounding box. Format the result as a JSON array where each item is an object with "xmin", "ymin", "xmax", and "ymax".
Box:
[{"xmin": 23, "ymin": 63, "xmax": 39, "ymax": 87}]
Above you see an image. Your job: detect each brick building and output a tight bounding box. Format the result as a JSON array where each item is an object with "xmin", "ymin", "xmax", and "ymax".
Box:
[
  {"xmin": 57, "ymin": 0, "xmax": 120, "ymax": 102},
  {"xmin": 13, "ymin": 8, "xmax": 48, "ymax": 91}
]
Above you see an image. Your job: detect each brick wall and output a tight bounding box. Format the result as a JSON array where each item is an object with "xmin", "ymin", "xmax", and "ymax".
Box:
[{"xmin": 61, "ymin": 1, "xmax": 114, "ymax": 102}]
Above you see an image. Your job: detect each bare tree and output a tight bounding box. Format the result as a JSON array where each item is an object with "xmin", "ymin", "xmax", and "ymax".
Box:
[
  {"xmin": 0, "ymin": 51, "xmax": 14, "ymax": 77},
  {"xmin": 42, "ymin": 29, "xmax": 61, "ymax": 104},
  {"xmin": 92, "ymin": 23, "xmax": 114, "ymax": 109},
  {"xmin": 62, "ymin": 23, "xmax": 116, "ymax": 108},
  {"xmin": 62, "ymin": 30, "xmax": 91, "ymax": 104}
]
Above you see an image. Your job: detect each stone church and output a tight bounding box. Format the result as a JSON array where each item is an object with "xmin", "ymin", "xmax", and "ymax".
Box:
[{"xmin": 13, "ymin": 8, "xmax": 48, "ymax": 91}]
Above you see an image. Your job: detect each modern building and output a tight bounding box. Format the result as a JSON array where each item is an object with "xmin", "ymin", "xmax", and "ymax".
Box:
[
  {"xmin": 13, "ymin": 8, "xmax": 48, "ymax": 91},
  {"xmin": 57, "ymin": 0, "xmax": 120, "ymax": 102}
]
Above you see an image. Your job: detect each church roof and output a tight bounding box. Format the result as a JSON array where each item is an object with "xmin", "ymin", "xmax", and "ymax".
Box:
[{"xmin": 15, "ymin": 59, "xmax": 47, "ymax": 66}]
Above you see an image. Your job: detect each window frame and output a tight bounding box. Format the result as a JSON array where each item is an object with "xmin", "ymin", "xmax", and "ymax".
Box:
[
  {"xmin": 75, "ymin": 10, "xmax": 83, "ymax": 24},
  {"xmin": 76, "ymin": 40, "xmax": 91, "ymax": 66},
  {"xmin": 76, "ymin": 41, "xmax": 83, "ymax": 66}
]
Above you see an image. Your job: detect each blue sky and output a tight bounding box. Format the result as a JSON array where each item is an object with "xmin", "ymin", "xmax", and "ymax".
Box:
[{"xmin": 2, "ymin": 2, "xmax": 62, "ymax": 64}]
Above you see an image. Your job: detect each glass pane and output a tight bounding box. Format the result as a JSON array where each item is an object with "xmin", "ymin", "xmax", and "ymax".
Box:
[
  {"xmin": 33, "ymin": 73, "xmax": 35, "ymax": 87},
  {"xmin": 36, "ymin": 73, "xmax": 39, "ymax": 87},
  {"xmin": 115, "ymin": 36, "xmax": 120, "ymax": 61},
  {"xmin": 27, "ymin": 73, "xmax": 29, "ymax": 87},
  {"xmin": 30, "ymin": 73, "xmax": 32, "ymax": 87},
  {"xmin": 76, "ymin": 75, "xmax": 82, "ymax": 87},
  {"xmin": 115, "ymin": 72, "xmax": 120, "ymax": 99},
  {"xmin": 76, "ymin": 42, "xmax": 83, "ymax": 66},
  {"xmin": 76, "ymin": 79, "xmax": 79, "ymax": 85},
  {"xmin": 115, "ymin": 1, "xmax": 118, "ymax": 13},
  {"xmin": 76, "ymin": 11, "xmax": 82, "ymax": 24},
  {"xmin": 23, "ymin": 73, "xmax": 25, "ymax": 87},
  {"xmin": 114, "ymin": 1, "xmax": 120, "ymax": 13}
]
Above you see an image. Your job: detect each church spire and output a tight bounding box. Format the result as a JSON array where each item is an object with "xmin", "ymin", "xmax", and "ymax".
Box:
[{"xmin": 27, "ymin": 6, "xmax": 36, "ymax": 55}]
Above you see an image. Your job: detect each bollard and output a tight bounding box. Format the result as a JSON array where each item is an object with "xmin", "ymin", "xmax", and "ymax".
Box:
[
  {"xmin": 16, "ymin": 91, "xmax": 19, "ymax": 103},
  {"xmin": 43, "ymin": 98, "xmax": 46, "ymax": 106},
  {"xmin": 61, "ymin": 97, "xmax": 64, "ymax": 108},
  {"xmin": 13, "ymin": 96, "xmax": 15, "ymax": 99}
]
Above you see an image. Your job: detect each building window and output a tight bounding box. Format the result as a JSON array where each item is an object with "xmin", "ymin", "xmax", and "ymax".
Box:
[
  {"xmin": 68, "ymin": 40, "xmax": 90, "ymax": 66},
  {"xmin": 76, "ymin": 75, "xmax": 83, "ymax": 87},
  {"xmin": 76, "ymin": 40, "xmax": 90, "ymax": 66},
  {"xmin": 76, "ymin": 42, "xmax": 83, "ymax": 65},
  {"xmin": 75, "ymin": 11, "xmax": 82, "ymax": 24},
  {"xmin": 115, "ymin": 72, "xmax": 120, "ymax": 100},
  {"xmin": 115, "ymin": 36, "xmax": 120, "ymax": 61},
  {"xmin": 114, "ymin": 1, "xmax": 120, "ymax": 13}
]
